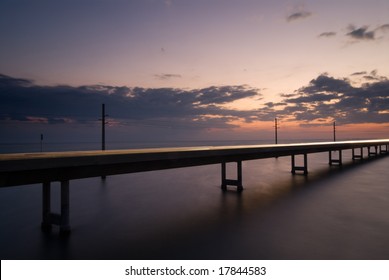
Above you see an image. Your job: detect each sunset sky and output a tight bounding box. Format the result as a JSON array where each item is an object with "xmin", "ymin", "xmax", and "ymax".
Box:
[{"xmin": 1, "ymin": 0, "xmax": 389, "ymax": 145}]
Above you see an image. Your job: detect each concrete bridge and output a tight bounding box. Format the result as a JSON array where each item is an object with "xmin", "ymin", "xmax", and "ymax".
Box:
[{"xmin": 1, "ymin": 139, "xmax": 388, "ymax": 234}]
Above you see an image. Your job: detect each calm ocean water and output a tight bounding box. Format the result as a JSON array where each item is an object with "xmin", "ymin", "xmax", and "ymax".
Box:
[{"xmin": 1, "ymin": 140, "xmax": 389, "ymax": 259}]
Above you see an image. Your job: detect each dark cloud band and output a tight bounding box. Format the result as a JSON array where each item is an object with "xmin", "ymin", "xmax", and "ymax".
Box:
[
  {"xmin": 2, "ymin": 71, "xmax": 389, "ymax": 131},
  {"xmin": 0, "ymin": 74, "xmax": 262, "ymax": 130}
]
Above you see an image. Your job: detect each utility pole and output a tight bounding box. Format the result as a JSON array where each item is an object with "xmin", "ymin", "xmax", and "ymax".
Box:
[
  {"xmin": 333, "ymin": 121, "xmax": 336, "ymax": 142},
  {"xmin": 100, "ymin": 104, "xmax": 108, "ymax": 180},
  {"xmin": 40, "ymin": 133, "xmax": 43, "ymax": 152},
  {"xmin": 101, "ymin": 103, "xmax": 108, "ymax": 150},
  {"xmin": 274, "ymin": 117, "xmax": 279, "ymax": 144}
]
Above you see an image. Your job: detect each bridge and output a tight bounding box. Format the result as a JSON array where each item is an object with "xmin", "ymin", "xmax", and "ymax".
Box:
[{"xmin": 1, "ymin": 139, "xmax": 389, "ymax": 234}]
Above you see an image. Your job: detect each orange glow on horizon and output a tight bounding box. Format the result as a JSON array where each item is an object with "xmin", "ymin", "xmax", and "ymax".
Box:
[{"xmin": 226, "ymin": 119, "xmax": 389, "ymax": 140}]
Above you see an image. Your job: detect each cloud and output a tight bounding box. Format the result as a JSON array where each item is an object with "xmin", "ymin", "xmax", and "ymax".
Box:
[
  {"xmin": 280, "ymin": 93, "xmax": 297, "ymax": 98},
  {"xmin": 286, "ymin": 11, "xmax": 312, "ymax": 22},
  {"xmin": 273, "ymin": 73, "xmax": 389, "ymax": 125},
  {"xmin": 351, "ymin": 70, "xmax": 388, "ymax": 82},
  {"xmin": 350, "ymin": 71, "xmax": 367, "ymax": 76},
  {"xmin": 346, "ymin": 25, "xmax": 375, "ymax": 40},
  {"xmin": 0, "ymin": 74, "xmax": 263, "ymax": 131},
  {"xmin": 318, "ymin": 32, "xmax": 336, "ymax": 38},
  {"xmin": 264, "ymin": 102, "xmax": 287, "ymax": 108},
  {"xmin": 375, "ymin": 24, "xmax": 389, "ymax": 33},
  {"xmin": 2, "ymin": 72, "xmax": 388, "ymax": 139},
  {"xmin": 154, "ymin": 73, "xmax": 182, "ymax": 80},
  {"xmin": 0, "ymin": 74, "xmax": 32, "ymax": 87},
  {"xmin": 25, "ymin": 116, "xmax": 49, "ymax": 124},
  {"xmin": 191, "ymin": 85, "xmax": 260, "ymax": 105},
  {"xmin": 296, "ymin": 74, "xmax": 353, "ymax": 95},
  {"xmin": 318, "ymin": 23, "xmax": 389, "ymax": 43}
]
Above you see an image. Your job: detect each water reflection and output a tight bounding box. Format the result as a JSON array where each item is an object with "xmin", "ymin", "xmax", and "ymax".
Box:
[{"xmin": 1, "ymin": 153, "xmax": 389, "ymax": 259}]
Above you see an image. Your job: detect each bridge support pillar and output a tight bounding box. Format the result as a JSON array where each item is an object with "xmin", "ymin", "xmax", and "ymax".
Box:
[
  {"xmin": 379, "ymin": 145, "xmax": 388, "ymax": 155},
  {"xmin": 352, "ymin": 147, "xmax": 364, "ymax": 161},
  {"xmin": 291, "ymin": 154, "xmax": 308, "ymax": 175},
  {"xmin": 41, "ymin": 180, "xmax": 71, "ymax": 234},
  {"xmin": 221, "ymin": 161, "xmax": 243, "ymax": 192},
  {"xmin": 41, "ymin": 182, "xmax": 52, "ymax": 230},
  {"xmin": 368, "ymin": 146, "xmax": 378, "ymax": 158},
  {"xmin": 60, "ymin": 180, "xmax": 71, "ymax": 234},
  {"xmin": 329, "ymin": 150, "xmax": 342, "ymax": 166}
]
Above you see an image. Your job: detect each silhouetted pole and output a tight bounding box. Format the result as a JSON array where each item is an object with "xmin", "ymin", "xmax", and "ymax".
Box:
[
  {"xmin": 101, "ymin": 104, "xmax": 106, "ymax": 150},
  {"xmin": 100, "ymin": 104, "xmax": 108, "ymax": 180},
  {"xmin": 333, "ymin": 121, "xmax": 336, "ymax": 142},
  {"xmin": 40, "ymin": 133, "xmax": 43, "ymax": 152},
  {"xmin": 274, "ymin": 118, "xmax": 279, "ymax": 144}
]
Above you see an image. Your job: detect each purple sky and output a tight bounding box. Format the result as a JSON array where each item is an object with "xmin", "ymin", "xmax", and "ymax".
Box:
[{"xmin": 1, "ymin": 0, "xmax": 389, "ymax": 145}]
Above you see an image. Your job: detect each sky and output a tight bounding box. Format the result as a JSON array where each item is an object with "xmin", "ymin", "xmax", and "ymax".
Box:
[{"xmin": 1, "ymin": 0, "xmax": 389, "ymax": 146}]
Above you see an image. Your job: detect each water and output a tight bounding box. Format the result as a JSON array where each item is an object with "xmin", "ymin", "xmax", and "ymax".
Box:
[{"xmin": 1, "ymin": 141, "xmax": 389, "ymax": 259}]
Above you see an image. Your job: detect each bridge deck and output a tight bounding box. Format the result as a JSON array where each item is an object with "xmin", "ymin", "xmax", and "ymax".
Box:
[
  {"xmin": 1, "ymin": 139, "xmax": 389, "ymax": 187},
  {"xmin": 1, "ymin": 139, "xmax": 389, "ymax": 233}
]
